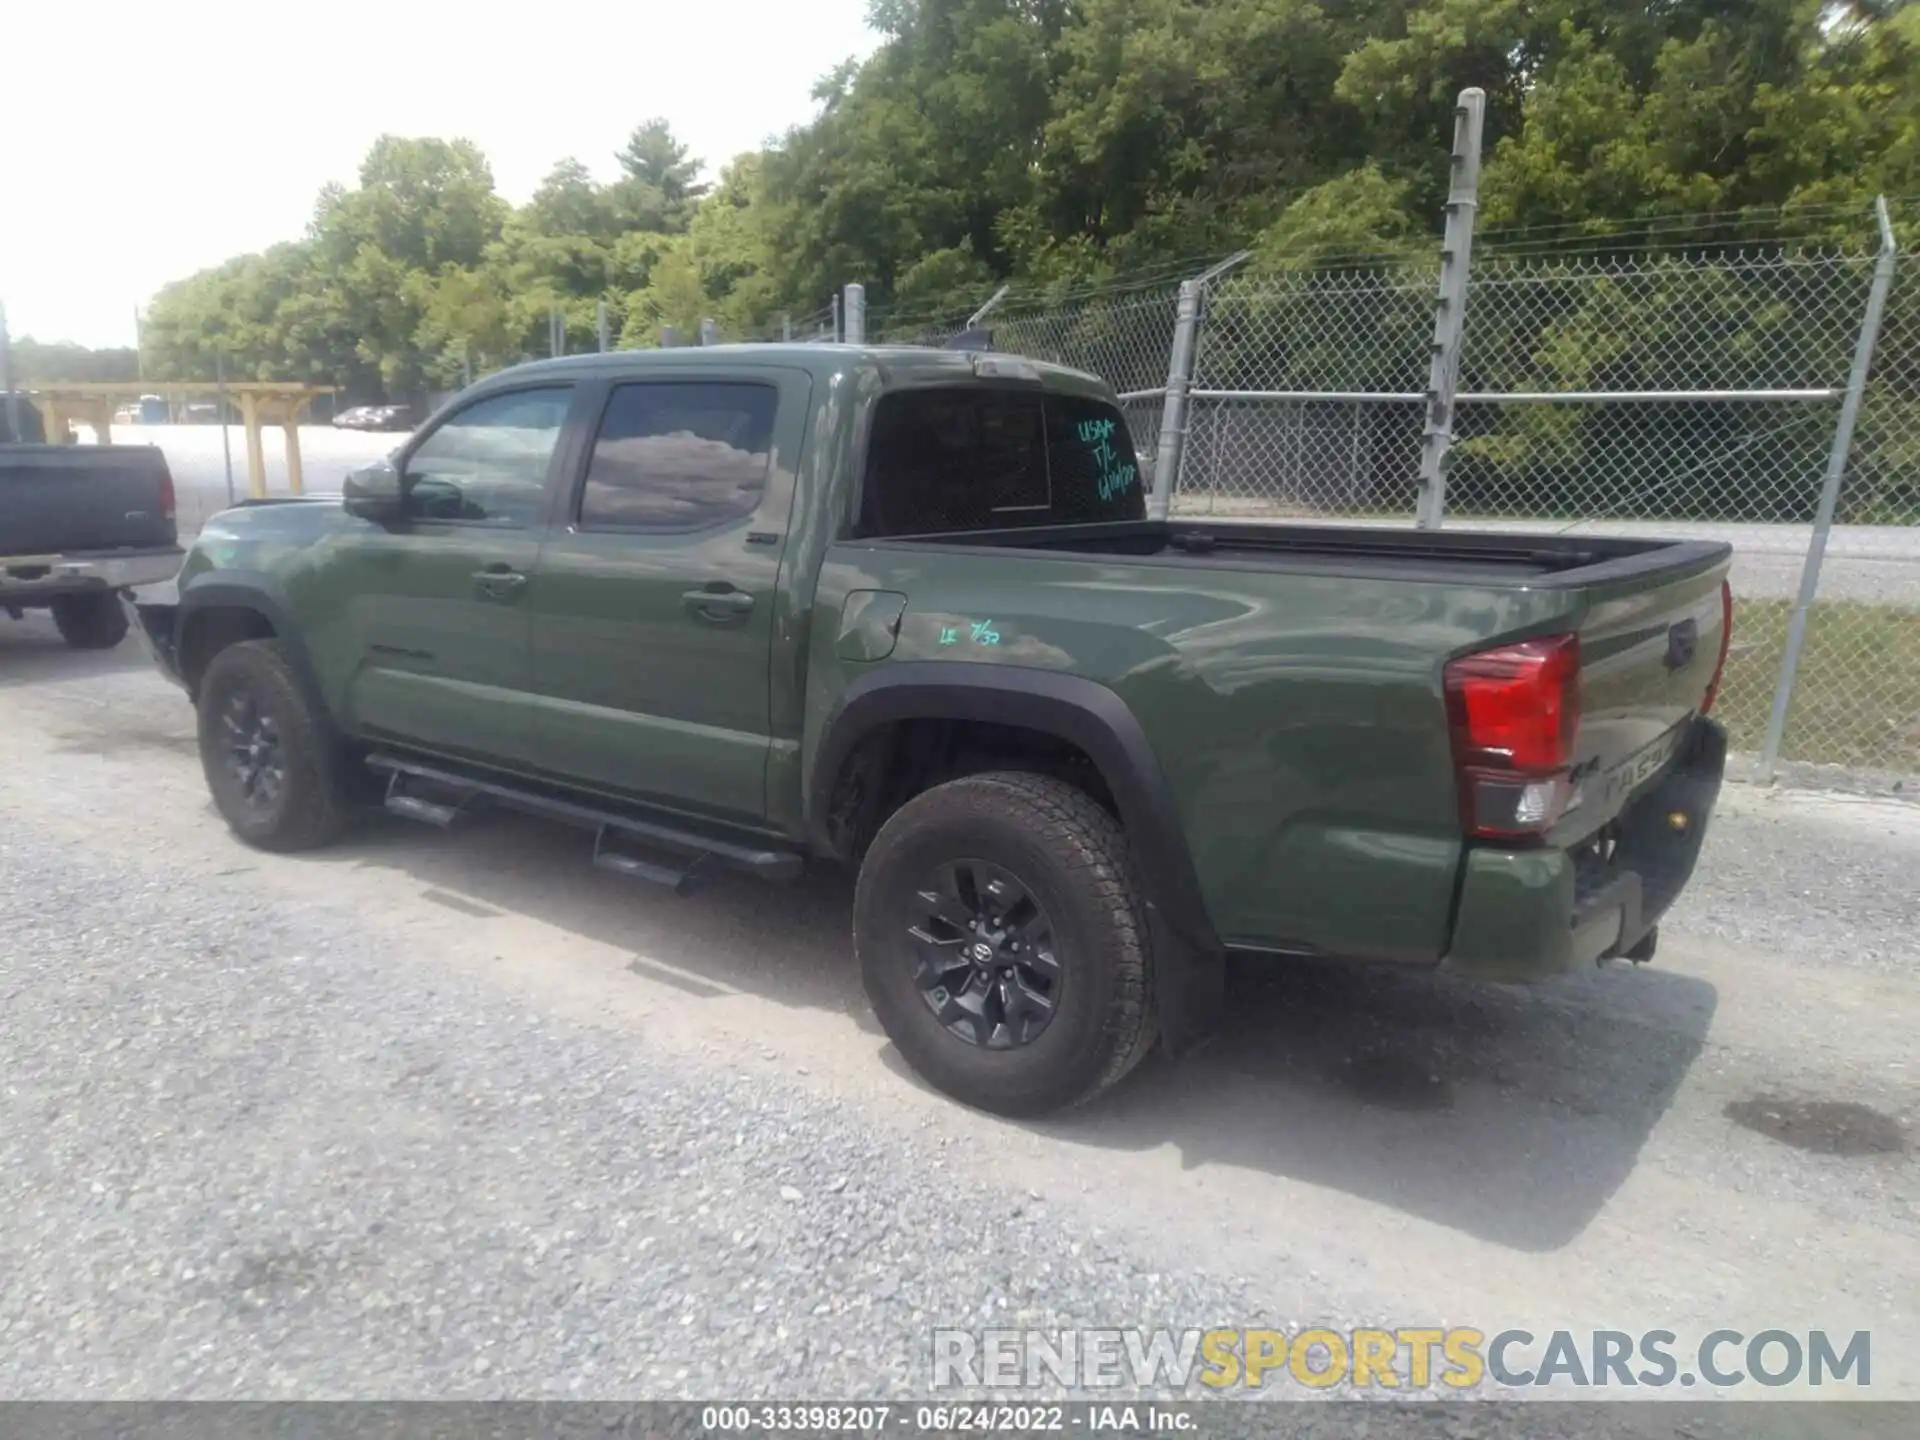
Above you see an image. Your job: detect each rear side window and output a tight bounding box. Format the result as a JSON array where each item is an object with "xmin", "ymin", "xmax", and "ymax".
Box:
[
  {"xmin": 857, "ymin": 388, "xmax": 1145, "ymax": 537},
  {"xmin": 579, "ymin": 381, "xmax": 778, "ymax": 531}
]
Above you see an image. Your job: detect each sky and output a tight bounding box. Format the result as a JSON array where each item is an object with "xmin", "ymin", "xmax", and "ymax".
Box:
[{"xmin": 1, "ymin": 1, "xmax": 879, "ymax": 350}]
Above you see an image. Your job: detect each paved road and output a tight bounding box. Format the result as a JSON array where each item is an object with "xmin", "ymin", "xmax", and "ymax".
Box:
[{"xmin": 0, "ymin": 617, "xmax": 1914, "ymax": 1413}]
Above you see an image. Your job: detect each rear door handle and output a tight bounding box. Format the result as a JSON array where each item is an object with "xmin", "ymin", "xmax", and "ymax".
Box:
[
  {"xmin": 681, "ymin": 585, "xmax": 755, "ymax": 620},
  {"xmin": 473, "ymin": 566, "xmax": 528, "ymax": 601}
]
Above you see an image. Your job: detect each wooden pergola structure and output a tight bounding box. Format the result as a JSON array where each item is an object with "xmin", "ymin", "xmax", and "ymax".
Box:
[{"xmin": 22, "ymin": 381, "xmax": 338, "ymax": 498}]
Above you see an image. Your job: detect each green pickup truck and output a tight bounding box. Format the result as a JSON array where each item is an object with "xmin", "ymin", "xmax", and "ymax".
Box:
[{"xmin": 129, "ymin": 344, "xmax": 1732, "ymax": 1115}]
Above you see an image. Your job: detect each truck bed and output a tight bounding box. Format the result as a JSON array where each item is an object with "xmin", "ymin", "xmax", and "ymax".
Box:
[
  {"xmin": 889, "ymin": 518, "xmax": 1729, "ymax": 589},
  {"xmin": 1, "ymin": 445, "xmax": 179, "ymax": 556}
]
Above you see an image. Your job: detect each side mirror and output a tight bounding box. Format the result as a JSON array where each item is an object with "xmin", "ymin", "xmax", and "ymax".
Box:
[{"xmin": 343, "ymin": 458, "xmax": 404, "ymax": 522}]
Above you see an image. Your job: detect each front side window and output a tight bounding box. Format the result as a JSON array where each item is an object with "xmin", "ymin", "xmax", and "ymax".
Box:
[
  {"xmin": 578, "ymin": 381, "xmax": 778, "ymax": 531},
  {"xmin": 858, "ymin": 388, "xmax": 1145, "ymax": 537},
  {"xmin": 401, "ymin": 386, "xmax": 572, "ymax": 526}
]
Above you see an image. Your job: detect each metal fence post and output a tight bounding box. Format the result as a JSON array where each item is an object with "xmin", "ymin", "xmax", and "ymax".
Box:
[
  {"xmin": 1150, "ymin": 252, "xmax": 1251, "ymax": 520},
  {"xmin": 832, "ymin": 293, "xmax": 842, "ymax": 343},
  {"xmin": 968, "ymin": 284, "xmax": 1011, "ymax": 330},
  {"xmin": 1151, "ymin": 281, "xmax": 1203, "ymax": 521},
  {"xmin": 1414, "ymin": 87, "xmax": 1487, "ymax": 530},
  {"xmin": 1757, "ymin": 196, "xmax": 1898, "ymax": 782},
  {"xmin": 596, "ymin": 300, "xmax": 609, "ymax": 353},
  {"xmin": 843, "ymin": 284, "xmax": 866, "ymax": 344},
  {"xmin": 782, "ymin": 313, "xmax": 793, "ymax": 343}
]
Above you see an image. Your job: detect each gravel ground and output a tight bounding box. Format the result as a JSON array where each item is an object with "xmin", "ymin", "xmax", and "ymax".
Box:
[{"xmin": 0, "ymin": 619, "xmax": 1916, "ymax": 1419}]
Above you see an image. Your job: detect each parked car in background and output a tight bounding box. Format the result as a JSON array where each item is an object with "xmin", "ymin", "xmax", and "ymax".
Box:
[
  {"xmin": 334, "ymin": 404, "xmax": 415, "ymax": 432},
  {"xmin": 129, "ymin": 344, "xmax": 1733, "ymax": 1117}
]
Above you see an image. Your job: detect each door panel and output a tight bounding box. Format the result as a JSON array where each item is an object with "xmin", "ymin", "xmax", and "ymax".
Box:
[
  {"xmin": 337, "ymin": 385, "xmax": 575, "ymax": 766},
  {"xmin": 526, "ymin": 370, "xmax": 810, "ymax": 820}
]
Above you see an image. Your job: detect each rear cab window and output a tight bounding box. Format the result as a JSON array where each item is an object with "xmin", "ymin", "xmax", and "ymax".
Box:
[{"xmin": 857, "ymin": 387, "xmax": 1145, "ymax": 538}]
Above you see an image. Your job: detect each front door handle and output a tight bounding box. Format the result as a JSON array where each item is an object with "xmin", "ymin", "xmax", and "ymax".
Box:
[
  {"xmin": 473, "ymin": 566, "xmax": 528, "ymax": 601},
  {"xmin": 681, "ymin": 585, "xmax": 755, "ymax": 621}
]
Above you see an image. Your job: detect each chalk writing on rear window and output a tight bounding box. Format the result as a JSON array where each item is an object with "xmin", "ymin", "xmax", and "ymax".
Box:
[{"xmin": 1078, "ymin": 417, "xmax": 1138, "ymax": 501}]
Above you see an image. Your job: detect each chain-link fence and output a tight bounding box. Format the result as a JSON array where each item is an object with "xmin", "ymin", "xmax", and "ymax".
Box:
[{"xmin": 869, "ymin": 221, "xmax": 1920, "ymax": 787}]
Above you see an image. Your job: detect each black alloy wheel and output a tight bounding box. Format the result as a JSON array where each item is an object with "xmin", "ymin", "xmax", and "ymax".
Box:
[
  {"xmin": 219, "ymin": 687, "xmax": 286, "ymax": 819},
  {"xmin": 908, "ymin": 859, "xmax": 1062, "ymax": 1049}
]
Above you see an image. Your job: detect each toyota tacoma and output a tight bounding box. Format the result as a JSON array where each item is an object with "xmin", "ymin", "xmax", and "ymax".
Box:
[{"xmin": 128, "ymin": 345, "xmax": 1732, "ymax": 1115}]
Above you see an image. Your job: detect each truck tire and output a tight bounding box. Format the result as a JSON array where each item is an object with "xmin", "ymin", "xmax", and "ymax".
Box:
[
  {"xmin": 853, "ymin": 771, "xmax": 1157, "ymax": 1116},
  {"xmin": 196, "ymin": 639, "xmax": 351, "ymax": 852},
  {"xmin": 50, "ymin": 591, "xmax": 129, "ymax": 650}
]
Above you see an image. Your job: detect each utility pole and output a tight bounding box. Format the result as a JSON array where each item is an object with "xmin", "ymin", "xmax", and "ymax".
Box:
[{"xmin": 0, "ymin": 301, "xmax": 21, "ymax": 444}]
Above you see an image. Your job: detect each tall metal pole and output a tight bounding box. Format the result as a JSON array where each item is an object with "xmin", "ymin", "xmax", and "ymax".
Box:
[
  {"xmin": 661, "ymin": 324, "xmax": 679, "ymax": 349},
  {"xmin": 699, "ymin": 318, "xmax": 718, "ymax": 347},
  {"xmin": 831, "ymin": 292, "xmax": 842, "ymax": 344},
  {"xmin": 1414, "ymin": 87, "xmax": 1487, "ymax": 530},
  {"xmin": 782, "ymin": 313, "xmax": 792, "ymax": 343},
  {"xmin": 215, "ymin": 348, "xmax": 235, "ymax": 508},
  {"xmin": 596, "ymin": 300, "xmax": 609, "ymax": 353},
  {"xmin": 1758, "ymin": 196, "xmax": 1898, "ymax": 782},
  {"xmin": 0, "ymin": 301, "xmax": 20, "ymax": 444},
  {"xmin": 843, "ymin": 283, "xmax": 867, "ymax": 344}
]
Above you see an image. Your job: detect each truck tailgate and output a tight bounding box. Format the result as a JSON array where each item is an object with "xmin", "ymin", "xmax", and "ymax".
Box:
[
  {"xmin": 0, "ymin": 445, "xmax": 178, "ymax": 556},
  {"xmin": 1563, "ymin": 548, "xmax": 1731, "ymax": 835}
]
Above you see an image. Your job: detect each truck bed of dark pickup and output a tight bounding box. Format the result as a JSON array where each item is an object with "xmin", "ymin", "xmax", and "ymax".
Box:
[
  {"xmin": 2, "ymin": 443, "xmax": 183, "ymax": 649},
  {"xmin": 1, "ymin": 444, "xmax": 181, "ymax": 554}
]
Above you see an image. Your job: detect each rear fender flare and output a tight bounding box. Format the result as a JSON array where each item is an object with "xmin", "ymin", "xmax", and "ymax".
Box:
[{"xmin": 808, "ymin": 662, "xmax": 1220, "ymax": 960}]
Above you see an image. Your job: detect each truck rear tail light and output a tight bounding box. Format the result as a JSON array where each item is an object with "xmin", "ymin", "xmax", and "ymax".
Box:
[
  {"xmin": 1700, "ymin": 579, "xmax": 1733, "ymax": 715},
  {"xmin": 1445, "ymin": 633, "xmax": 1581, "ymax": 841},
  {"xmin": 159, "ymin": 468, "xmax": 177, "ymax": 522}
]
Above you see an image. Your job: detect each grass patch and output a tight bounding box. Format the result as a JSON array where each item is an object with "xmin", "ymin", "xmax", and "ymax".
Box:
[{"xmin": 1716, "ymin": 598, "xmax": 1920, "ymax": 774}]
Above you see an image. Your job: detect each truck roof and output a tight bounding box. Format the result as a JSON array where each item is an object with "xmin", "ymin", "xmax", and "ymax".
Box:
[{"xmin": 483, "ymin": 343, "xmax": 1117, "ymax": 401}]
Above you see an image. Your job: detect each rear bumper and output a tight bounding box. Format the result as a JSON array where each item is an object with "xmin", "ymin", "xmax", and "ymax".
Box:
[
  {"xmin": 1, "ymin": 547, "xmax": 184, "ymax": 601},
  {"xmin": 1441, "ymin": 717, "xmax": 1726, "ymax": 982}
]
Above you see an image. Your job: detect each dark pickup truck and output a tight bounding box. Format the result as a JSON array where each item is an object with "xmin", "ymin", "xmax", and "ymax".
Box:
[
  {"xmin": 2, "ymin": 426, "xmax": 185, "ymax": 649},
  {"xmin": 129, "ymin": 345, "xmax": 1732, "ymax": 1115}
]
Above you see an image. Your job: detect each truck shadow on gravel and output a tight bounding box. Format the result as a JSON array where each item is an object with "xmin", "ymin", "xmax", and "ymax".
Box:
[
  {"xmin": 1039, "ymin": 956, "xmax": 1718, "ymax": 1251},
  {"xmin": 319, "ymin": 807, "xmax": 1717, "ymax": 1255},
  {"xmin": 0, "ymin": 621, "xmax": 152, "ymax": 689}
]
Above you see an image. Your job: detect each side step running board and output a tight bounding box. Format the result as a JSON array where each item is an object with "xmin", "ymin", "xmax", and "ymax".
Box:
[
  {"xmin": 383, "ymin": 767, "xmax": 480, "ymax": 828},
  {"xmin": 364, "ymin": 751, "xmax": 803, "ymax": 890},
  {"xmin": 592, "ymin": 826, "xmax": 712, "ymax": 896}
]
